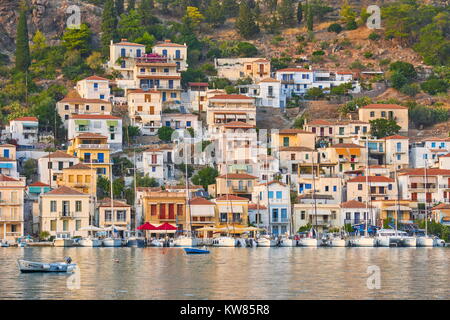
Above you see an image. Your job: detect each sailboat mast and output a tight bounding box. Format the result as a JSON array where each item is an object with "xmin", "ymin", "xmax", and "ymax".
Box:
[
  {"xmin": 184, "ymin": 129, "xmax": 192, "ymax": 236},
  {"xmin": 424, "ymin": 162, "xmax": 428, "ymax": 237},
  {"xmin": 393, "ymin": 154, "xmax": 400, "ymax": 236},
  {"xmin": 311, "ymin": 149, "xmax": 318, "ymax": 238},
  {"xmin": 109, "ymin": 161, "xmax": 115, "ymax": 236},
  {"xmin": 365, "ymin": 139, "xmax": 369, "ymax": 236}
]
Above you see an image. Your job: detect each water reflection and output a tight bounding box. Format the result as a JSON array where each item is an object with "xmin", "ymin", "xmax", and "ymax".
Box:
[{"xmin": 0, "ymin": 247, "xmax": 448, "ymax": 300}]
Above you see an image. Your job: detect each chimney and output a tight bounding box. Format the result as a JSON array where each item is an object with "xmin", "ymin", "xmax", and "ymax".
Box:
[
  {"xmin": 165, "ymin": 39, "xmax": 171, "ymax": 43},
  {"xmin": 110, "ymin": 40, "xmax": 113, "ymax": 45},
  {"xmin": 121, "ymin": 38, "xmax": 127, "ymax": 42}
]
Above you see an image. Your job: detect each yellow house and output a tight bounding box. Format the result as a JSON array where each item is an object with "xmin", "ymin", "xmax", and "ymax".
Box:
[
  {"xmin": 189, "ymin": 197, "xmax": 218, "ymax": 235},
  {"xmin": 347, "ymin": 175, "xmax": 397, "ymax": 202},
  {"xmin": 39, "ymin": 186, "xmax": 91, "ymax": 238},
  {"xmin": 57, "ymin": 163, "xmax": 97, "ymax": 196},
  {"xmin": 358, "ymin": 104, "xmax": 408, "ymax": 133},
  {"xmin": 371, "ymin": 199, "xmax": 417, "ymax": 225},
  {"xmin": 97, "ymin": 198, "xmax": 131, "ymax": 229},
  {"xmin": 242, "ymin": 58, "xmax": 271, "ymax": 82},
  {"xmin": 327, "ymin": 143, "xmax": 366, "ymax": 173},
  {"xmin": 0, "ymin": 175, "xmax": 25, "ymax": 242},
  {"xmin": 142, "ymin": 190, "xmax": 188, "ymax": 230},
  {"xmin": 431, "ymin": 203, "xmax": 450, "ymax": 225},
  {"xmin": 215, "ymin": 195, "xmax": 249, "ymax": 230},
  {"xmin": 215, "ymin": 173, "xmax": 258, "ymax": 199},
  {"xmin": 67, "ymin": 132, "xmax": 111, "ymax": 177},
  {"xmin": 274, "ymin": 129, "xmax": 316, "ymax": 150}
]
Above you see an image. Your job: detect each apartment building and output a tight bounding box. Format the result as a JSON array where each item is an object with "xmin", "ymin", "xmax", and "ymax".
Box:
[
  {"xmin": 8, "ymin": 116, "xmax": 39, "ymax": 147},
  {"xmin": 0, "ymin": 144, "xmax": 18, "ymax": 178},
  {"xmin": 38, "ymin": 150, "xmax": 79, "ymax": 188},
  {"xmin": 358, "ymin": 104, "xmax": 409, "ymax": 133},
  {"xmin": 97, "ymin": 198, "xmax": 131, "ymax": 229},
  {"xmin": 127, "ymin": 89, "xmax": 162, "ymax": 135},
  {"xmin": 347, "ymin": 175, "xmax": 397, "ymax": 202},
  {"xmin": 0, "ymin": 175, "xmax": 26, "ymax": 242},
  {"xmin": 215, "ymin": 58, "xmax": 271, "ymax": 82},
  {"xmin": 410, "ymin": 137, "xmax": 450, "ymax": 168},
  {"xmin": 108, "ymin": 39, "xmax": 146, "ymax": 88},
  {"xmin": 152, "ymin": 40, "xmax": 188, "ymax": 71}
]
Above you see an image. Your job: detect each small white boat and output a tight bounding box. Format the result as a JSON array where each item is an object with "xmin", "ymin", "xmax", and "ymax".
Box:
[
  {"xmin": 102, "ymin": 238, "xmax": 122, "ymax": 247},
  {"xmin": 256, "ymin": 235, "xmax": 278, "ymax": 247},
  {"xmin": 351, "ymin": 236, "xmax": 375, "ymax": 247},
  {"xmin": 126, "ymin": 237, "xmax": 146, "ymax": 247},
  {"xmin": 279, "ymin": 237, "xmax": 296, "ymax": 247},
  {"xmin": 18, "ymin": 257, "xmax": 76, "ymax": 273},
  {"xmin": 329, "ymin": 238, "xmax": 347, "ymax": 247},
  {"xmin": 174, "ymin": 236, "xmax": 198, "ymax": 247},
  {"xmin": 53, "ymin": 238, "xmax": 74, "ymax": 247},
  {"xmin": 376, "ymin": 237, "xmax": 390, "ymax": 247},
  {"xmin": 212, "ymin": 237, "xmax": 235, "ymax": 247},
  {"xmin": 79, "ymin": 238, "xmax": 102, "ymax": 247},
  {"xmin": 434, "ymin": 238, "xmax": 446, "ymax": 247},
  {"xmin": 416, "ymin": 236, "xmax": 434, "ymax": 247},
  {"xmin": 298, "ymin": 237, "xmax": 318, "ymax": 247},
  {"xmin": 1, "ymin": 241, "xmax": 10, "ymax": 247},
  {"xmin": 235, "ymin": 238, "xmax": 247, "ymax": 247},
  {"xmin": 400, "ymin": 236, "xmax": 417, "ymax": 247}
]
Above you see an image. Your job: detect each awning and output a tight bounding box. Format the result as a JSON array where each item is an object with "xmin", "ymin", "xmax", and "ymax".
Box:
[
  {"xmin": 190, "ymin": 205, "xmax": 215, "ymax": 217},
  {"xmin": 137, "ymin": 222, "xmax": 158, "ymax": 230},
  {"xmin": 106, "ymin": 120, "xmax": 118, "ymax": 126},
  {"xmin": 215, "ymin": 114, "xmax": 225, "ymax": 119},
  {"xmin": 75, "ymin": 120, "xmax": 89, "ymax": 125},
  {"xmin": 385, "ymin": 205, "xmax": 412, "ymax": 211},
  {"xmin": 226, "ymin": 115, "xmax": 236, "ymax": 119},
  {"xmin": 23, "ymin": 122, "xmax": 38, "ymax": 127},
  {"xmin": 219, "ymin": 205, "xmax": 243, "ymax": 213},
  {"xmin": 0, "ymin": 163, "xmax": 13, "ymax": 169}
]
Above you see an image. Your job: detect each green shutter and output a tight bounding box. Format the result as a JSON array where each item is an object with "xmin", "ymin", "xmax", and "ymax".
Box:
[
  {"xmin": 75, "ymin": 120, "xmax": 89, "ymax": 125},
  {"xmin": 106, "ymin": 120, "xmax": 118, "ymax": 126}
]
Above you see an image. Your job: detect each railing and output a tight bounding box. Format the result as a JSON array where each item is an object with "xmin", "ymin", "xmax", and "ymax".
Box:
[
  {"xmin": 344, "ymin": 219, "xmax": 373, "ymax": 225},
  {"xmin": 231, "ymin": 186, "xmax": 248, "ymax": 192},
  {"xmin": 59, "ymin": 211, "xmax": 73, "ymax": 218},
  {"xmin": 408, "ymin": 184, "xmax": 437, "ymax": 190},
  {"xmin": 82, "ymin": 159, "xmax": 109, "ymax": 164},
  {"xmin": 0, "ymin": 200, "xmax": 21, "ymax": 206},
  {"xmin": 0, "ymin": 214, "xmax": 22, "ymax": 221},
  {"xmin": 439, "ymin": 184, "xmax": 450, "ymax": 189},
  {"xmin": 76, "ymin": 127, "xmax": 89, "ymax": 132},
  {"xmin": 78, "ymin": 144, "xmax": 110, "ymax": 149}
]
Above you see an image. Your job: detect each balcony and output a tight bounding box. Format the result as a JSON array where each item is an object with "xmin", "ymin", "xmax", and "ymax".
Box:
[
  {"xmin": 59, "ymin": 211, "xmax": 73, "ymax": 219},
  {"xmin": 439, "ymin": 184, "xmax": 450, "ymax": 189},
  {"xmin": 0, "ymin": 200, "xmax": 21, "ymax": 206},
  {"xmin": 82, "ymin": 159, "xmax": 110, "ymax": 164},
  {"xmin": 231, "ymin": 186, "xmax": 248, "ymax": 193},
  {"xmin": 408, "ymin": 184, "xmax": 437, "ymax": 192},
  {"xmin": 78, "ymin": 144, "xmax": 110, "ymax": 150},
  {"xmin": 0, "ymin": 214, "xmax": 23, "ymax": 222},
  {"xmin": 344, "ymin": 219, "xmax": 373, "ymax": 225}
]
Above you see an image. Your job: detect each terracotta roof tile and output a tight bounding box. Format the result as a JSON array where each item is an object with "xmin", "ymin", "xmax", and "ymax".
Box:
[
  {"xmin": 65, "ymin": 163, "xmax": 92, "ymax": 170},
  {"xmin": 0, "ymin": 174, "xmax": 19, "ymax": 182},
  {"xmin": 40, "ymin": 150, "xmax": 77, "ymax": 159},
  {"xmin": 82, "ymin": 76, "xmax": 109, "ymax": 81},
  {"xmin": 210, "ymin": 94, "xmax": 254, "ymax": 100},
  {"xmin": 384, "ymin": 135, "xmax": 409, "ymax": 140},
  {"xmin": 216, "ymin": 195, "xmax": 250, "ymax": 201},
  {"xmin": 98, "ymin": 198, "xmax": 131, "ymax": 207},
  {"xmin": 248, "ymin": 203, "xmax": 267, "ymax": 210},
  {"xmin": 360, "ymin": 104, "xmax": 407, "ymax": 110},
  {"xmin": 45, "ymin": 186, "xmax": 87, "ymax": 196},
  {"xmin": 340, "ymin": 200, "xmax": 373, "ymax": 208},
  {"xmin": 29, "ymin": 181, "xmax": 49, "ymax": 187},
  {"xmin": 189, "ymin": 197, "xmax": 215, "ymax": 205},
  {"xmin": 331, "ymin": 143, "xmax": 364, "ymax": 148},
  {"xmin": 347, "ymin": 176, "xmax": 395, "ymax": 183},
  {"xmin": 13, "ymin": 116, "xmax": 38, "ymax": 122},
  {"xmin": 217, "ymin": 173, "xmax": 258, "ymax": 179},
  {"xmin": 279, "ymin": 129, "xmax": 314, "ymax": 134},
  {"xmin": 399, "ymin": 168, "xmax": 450, "ymax": 176},
  {"xmin": 276, "ymin": 68, "xmax": 311, "ymax": 73}
]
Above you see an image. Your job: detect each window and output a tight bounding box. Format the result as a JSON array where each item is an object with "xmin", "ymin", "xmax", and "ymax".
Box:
[
  {"xmin": 291, "ymin": 153, "xmax": 296, "ymax": 160},
  {"xmin": 325, "ymin": 186, "xmax": 329, "ymax": 192},
  {"xmin": 220, "ymin": 212, "xmax": 227, "ymax": 222},
  {"xmin": 105, "ymin": 210, "xmax": 112, "ymax": 222},
  {"xmin": 358, "ymin": 184, "xmax": 363, "ymax": 190},
  {"xmin": 48, "ymin": 162, "xmax": 53, "ymax": 169},
  {"xmin": 301, "ymin": 211, "xmax": 305, "ymax": 220},
  {"xmin": 272, "ymin": 208, "xmax": 278, "ymax": 222},
  {"xmin": 276, "ymin": 191, "xmax": 282, "ymax": 199},
  {"xmin": 50, "ymin": 201, "xmax": 57, "ymax": 212},
  {"xmin": 117, "ymin": 210, "xmax": 126, "ymax": 222},
  {"xmin": 397, "ymin": 154, "xmax": 401, "ymax": 160},
  {"xmin": 76, "ymin": 220, "xmax": 81, "ymax": 231},
  {"xmin": 63, "ymin": 220, "xmax": 68, "ymax": 231},
  {"xmin": 64, "ymin": 105, "xmax": 69, "ymax": 110},
  {"xmin": 50, "ymin": 220, "xmax": 56, "ymax": 231},
  {"xmin": 100, "ymin": 95, "xmax": 105, "ymax": 100},
  {"xmin": 75, "ymin": 201, "xmax": 82, "ymax": 212},
  {"xmin": 268, "ymin": 191, "xmax": 274, "ymax": 199},
  {"xmin": 111, "ymin": 133, "xmax": 115, "ymax": 140},
  {"xmin": 170, "ymin": 92, "xmax": 177, "ymax": 98},
  {"xmin": 186, "ymin": 121, "xmax": 191, "ymax": 127},
  {"xmin": 101, "ymin": 105, "xmax": 105, "ymax": 111},
  {"xmin": 381, "ymin": 111, "xmax": 386, "ymax": 117},
  {"xmin": 152, "ymin": 166, "xmax": 156, "ymax": 172},
  {"xmin": 283, "ymin": 137, "xmax": 289, "ymax": 147},
  {"xmin": 333, "ymin": 186, "xmax": 337, "ymax": 192},
  {"xmin": 370, "ymin": 111, "xmax": 375, "ymax": 117},
  {"xmin": 65, "ymin": 115, "xmax": 69, "ymax": 120},
  {"xmin": 281, "ymin": 208, "xmax": 287, "ymax": 221}
]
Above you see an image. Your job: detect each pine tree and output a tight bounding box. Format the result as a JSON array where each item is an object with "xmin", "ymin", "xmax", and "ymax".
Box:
[
  {"xmin": 15, "ymin": 2, "xmax": 31, "ymax": 72},
  {"xmin": 205, "ymin": 0, "xmax": 225, "ymax": 28},
  {"xmin": 139, "ymin": 0, "xmax": 156, "ymax": 27},
  {"xmin": 297, "ymin": 2, "xmax": 303, "ymax": 24},
  {"xmin": 223, "ymin": 0, "xmax": 239, "ymax": 18},
  {"xmin": 101, "ymin": 0, "xmax": 118, "ymax": 56},
  {"xmin": 116, "ymin": 0, "xmax": 125, "ymax": 16},
  {"xmin": 236, "ymin": 1, "xmax": 260, "ymax": 39},
  {"xmin": 127, "ymin": 0, "xmax": 135, "ymax": 12},
  {"xmin": 278, "ymin": 0, "xmax": 295, "ymax": 27},
  {"xmin": 307, "ymin": 6, "xmax": 313, "ymax": 31}
]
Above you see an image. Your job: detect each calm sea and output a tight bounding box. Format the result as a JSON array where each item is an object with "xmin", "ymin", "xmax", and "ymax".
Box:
[{"xmin": 0, "ymin": 247, "xmax": 448, "ymax": 299}]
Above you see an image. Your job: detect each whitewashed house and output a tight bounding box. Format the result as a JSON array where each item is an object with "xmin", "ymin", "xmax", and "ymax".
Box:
[
  {"xmin": 8, "ymin": 117, "xmax": 39, "ymax": 147},
  {"xmin": 38, "ymin": 151, "xmax": 79, "ymax": 188}
]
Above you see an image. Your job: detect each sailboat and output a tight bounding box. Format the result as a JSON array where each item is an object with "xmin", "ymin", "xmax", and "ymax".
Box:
[
  {"xmin": 416, "ymin": 163, "xmax": 434, "ymax": 247},
  {"xmin": 298, "ymin": 150, "xmax": 318, "ymax": 247},
  {"xmin": 103, "ymin": 163, "xmax": 122, "ymax": 247},
  {"xmin": 174, "ymin": 128, "xmax": 198, "ymax": 247},
  {"xmin": 351, "ymin": 139, "xmax": 375, "ymax": 247}
]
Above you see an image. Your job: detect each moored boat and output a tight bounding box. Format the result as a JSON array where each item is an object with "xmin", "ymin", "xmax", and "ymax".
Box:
[
  {"xmin": 126, "ymin": 237, "xmax": 146, "ymax": 247},
  {"xmin": 102, "ymin": 238, "xmax": 122, "ymax": 247},
  {"xmin": 279, "ymin": 237, "xmax": 296, "ymax": 247},
  {"xmin": 53, "ymin": 238, "xmax": 74, "ymax": 247},
  {"xmin": 400, "ymin": 236, "xmax": 417, "ymax": 247},
  {"xmin": 79, "ymin": 238, "xmax": 102, "ymax": 247},
  {"xmin": 184, "ymin": 247, "xmax": 209, "ymax": 254},
  {"xmin": 174, "ymin": 236, "xmax": 198, "ymax": 247},
  {"xmin": 416, "ymin": 236, "xmax": 434, "ymax": 247},
  {"xmin": 212, "ymin": 236, "xmax": 235, "ymax": 247},
  {"xmin": 256, "ymin": 235, "xmax": 277, "ymax": 247},
  {"xmin": 351, "ymin": 236, "xmax": 375, "ymax": 247},
  {"xmin": 298, "ymin": 237, "xmax": 318, "ymax": 247},
  {"xmin": 18, "ymin": 257, "xmax": 76, "ymax": 273},
  {"xmin": 329, "ymin": 238, "xmax": 347, "ymax": 247}
]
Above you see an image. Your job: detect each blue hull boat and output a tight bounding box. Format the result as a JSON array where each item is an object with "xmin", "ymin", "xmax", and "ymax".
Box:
[{"xmin": 184, "ymin": 248, "xmax": 209, "ymax": 254}]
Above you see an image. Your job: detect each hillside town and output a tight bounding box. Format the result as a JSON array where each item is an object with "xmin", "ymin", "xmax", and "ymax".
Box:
[{"xmin": 0, "ymin": 37, "xmax": 448, "ymax": 249}]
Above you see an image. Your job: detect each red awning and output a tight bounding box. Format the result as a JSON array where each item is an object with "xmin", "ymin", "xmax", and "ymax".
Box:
[
  {"xmin": 137, "ymin": 222, "xmax": 158, "ymax": 230},
  {"xmin": 156, "ymin": 223, "xmax": 178, "ymax": 231}
]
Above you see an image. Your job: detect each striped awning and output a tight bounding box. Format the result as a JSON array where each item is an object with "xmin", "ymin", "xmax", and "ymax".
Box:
[{"xmin": 75, "ymin": 120, "xmax": 89, "ymax": 125}]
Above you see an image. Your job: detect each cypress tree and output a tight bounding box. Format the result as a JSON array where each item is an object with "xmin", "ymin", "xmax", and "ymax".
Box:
[
  {"xmin": 278, "ymin": 0, "xmax": 295, "ymax": 27},
  {"xmin": 236, "ymin": 1, "xmax": 259, "ymax": 39},
  {"xmin": 297, "ymin": 2, "xmax": 303, "ymax": 24},
  {"xmin": 307, "ymin": 6, "xmax": 313, "ymax": 31},
  {"xmin": 139, "ymin": 0, "xmax": 156, "ymax": 27},
  {"xmin": 101, "ymin": 0, "xmax": 118, "ymax": 56},
  {"xmin": 205, "ymin": 0, "xmax": 225, "ymax": 28},
  {"xmin": 223, "ymin": 0, "xmax": 239, "ymax": 18},
  {"xmin": 116, "ymin": 0, "xmax": 125, "ymax": 16},
  {"xmin": 15, "ymin": 2, "xmax": 31, "ymax": 72}
]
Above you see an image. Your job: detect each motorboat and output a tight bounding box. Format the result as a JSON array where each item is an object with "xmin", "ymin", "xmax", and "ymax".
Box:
[
  {"xmin": 174, "ymin": 236, "xmax": 198, "ymax": 247},
  {"xmin": 434, "ymin": 238, "xmax": 446, "ymax": 247},
  {"xmin": 53, "ymin": 238, "xmax": 74, "ymax": 247},
  {"xmin": 184, "ymin": 247, "xmax": 210, "ymax": 254},
  {"xmin": 1, "ymin": 241, "xmax": 10, "ymax": 247},
  {"xmin": 79, "ymin": 237, "xmax": 102, "ymax": 247},
  {"xmin": 279, "ymin": 236, "xmax": 296, "ymax": 247},
  {"xmin": 328, "ymin": 237, "xmax": 347, "ymax": 247},
  {"xmin": 18, "ymin": 257, "xmax": 76, "ymax": 273},
  {"xmin": 256, "ymin": 235, "xmax": 278, "ymax": 247},
  {"xmin": 400, "ymin": 236, "xmax": 417, "ymax": 247},
  {"xmin": 235, "ymin": 238, "xmax": 247, "ymax": 247},
  {"xmin": 126, "ymin": 237, "xmax": 146, "ymax": 248},
  {"xmin": 18, "ymin": 242, "xmax": 27, "ymax": 248},
  {"xmin": 416, "ymin": 236, "xmax": 434, "ymax": 247},
  {"xmin": 350, "ymin": 236, "xmax": 375, "ymax": 247},
  {"xmin": 212, "ymin": 237, "xmax": 235, "ymax": 247},
  {"xmin": 298, "ymin": 237, "xmax": 318, "ymax": 247},
  {"xmin": 102, "ymin": 238, "xmax": 123, "ymax": 247}
]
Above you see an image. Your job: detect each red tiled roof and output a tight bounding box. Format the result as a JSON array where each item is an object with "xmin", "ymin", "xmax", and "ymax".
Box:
[
  {"xmin": 279, "ymin": 146, "xmax": 314, "ymax": 152},
  {"xmin": 259, "ymin": 78, "xmax": 280, "ymax": 83},
  {"xmin": 65, "ymin": 163, "xmax": 91, "ymax": 170},
  {"xmin": 248, "ymin": 203, "xmax": 267, "ymax": 210},
  {"xmin": 307, "ymin": 119, "xmax": 332, "ymax": 126},
  {"xmin": 29, "ymin": 181, "xmax": 49, "ymax": 187},
  {"xmin": 45, "ymin": 186, "xmax": 87, "ymax": 196},
  {"xmin": 340, "ymin": 200, "xmax": 372, "ymax": 208},
  {"xmin": 13, "ymin": 116, "xmax": 38, "ymax": 122},
  {"xmin": 115, "ymin": 41, "xmax": 145, "ymax": 47},
  {"xmin": 384, "ymin": 135, "xmax": 408, "ymax": 140},
  {"xmin": 71, "ymin": 114, "xmax": 120, "ymax": 120},
  {"xmin": 216, "ymin": 195, "xmax": 249, "ymax": 201},
  {"xmin": 60, "ymin": 97, "xmax": 109, "ymax": 104},
  {"xmin": 259, "ymin": 180, "xmax": 287, "ymax": 187},
  {"xmin": 276, "ymin": 68, "xmax": 311, "ymax": 73},
  {"xmin": 432, "ymin": 203, "xmax": 450, "ymax": 210},
  {"xmin": 83, "ymin": 76, "xmax": 109, "ymax": 81},
  {"xmin": 127, "ymin": 89, "xmax": 159, "ymax": 94},
  {"xmin": 439, "ymin": 153, "xmax": 450, "ymax": 158},
  {"xmin": 222, "ymin": 121, "xmax": 255, "ymax": 128},
  {"xmin": 154, "ymin": 41, "xmax": 186, "ymax": 47},
  {"xmin": 217, "ymin": 173, "xmax": 258, "ymax": 179},
  {"xmin": 40, "ymin": 150, "xmax": 77, "ymax": 159},
  {"xmin": 279, "ymin": 129, "xmax": 314, "ymax": 134},
  {"xmin": 360, "ymin": 104, "xmax": 407, "ymax": 110},
  {"xmin": 399, "ymin": 168, "xmax": 450, "ymax": 176},
  {"xmin": 188, "ymin": 82, "xmax": 209, "ymax": 87},
  {"xmin": 98, "ymin": 198, "xmax": 131, "ymax": 207},
  {"xmin": 189, "ymin": 197, "xmax": 215, "ymax": 205},
  {"xmin": 210, "ymin": 94, "xmax": 254, "ymax": 100},
  {"xmin": 0, "ymin": 174, "xmax": 19, "ymax": 182},
  {"xmin": 347, "ymin": 176, "xmax": 395, "ymax": 183}
]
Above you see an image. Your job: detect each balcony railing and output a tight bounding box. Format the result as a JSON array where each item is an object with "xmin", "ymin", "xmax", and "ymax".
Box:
[
  {"xmin": 59, "ymin": 211, "xmax": 73, "ymax": 218},
  {"xmin": 344, "ymin": 219, "xmax": 373, "ymax": 225},
  {"xmin": 0, "ymin": 200, "xmax": 21, "ymax": 206},
  {"xmin": 0, "ymin": 214, "xmax": 22, "ymax": 221},
  {"xmin": 408, "ymin": 184, "xmax": 437, "ymax": 190},
  {"xmin": 231, "ymin": 186, "xmax": 248, "ymax": 193},
  {"xmin": 439, "ymin": 184, "xmax": 450, "ymax": 189},
  {"xmin": 78, "ymin": 144, "xmax": 110, "ymax": 149}
]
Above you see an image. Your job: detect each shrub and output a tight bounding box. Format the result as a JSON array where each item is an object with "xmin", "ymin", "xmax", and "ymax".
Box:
[
  {"xmin": 363, "ymin": 52, "xmax": 373, "ymax": 59},
  {"xmin": 346, "ymin": 19, "xmax": 357, "ymax": 30},
  {"xmin": 349, "ymin": 60, "xmax": 365, "ymax": 70},
  {"xmin": 368, "ymin": 32, "xmax": 381, "ymax": 41},
  {"xmin": 409, "ymin": 104, "xmax": 449, "ymax": 128},
  {"xmin": 328, "ymin": 23, "xmax": 343, "ymax": 34},
  {"xmin": 399, "ymin": 83, "xmax": 419, "ymax": 96},
  {"xmin": 389, "ymin": 61, "xmax": 417, "ymax": 81},
  {"xmin": 390, "ymin": 71, "xmax": 408, "ymax": 89},
  {"xmin": 237, "ymin": 42, "xmax": 258, "ymax": 57},
  {"xmin": 312, "ymin": 50, "xmax": 325, "ymax": 56},
  {"xmin": 305, "ymin": 87, "xmax": 325, "ymax": 100},
  {"xmin": 421, "ymin": 79, "xmax": 449, "ymax": 95}
]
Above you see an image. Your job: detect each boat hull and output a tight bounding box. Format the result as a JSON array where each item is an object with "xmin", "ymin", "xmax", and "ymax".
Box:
[
  {"xmin": 256, "ymin": 239, "xmax": 277, "ymax": 247},
  {"xmin": 53, "ymin": 239, "xmax": 74, "ymax": 247},
  {"xmin": 79, "ymin": 239, "xmax": 102, "ymax": 247},
  {"xmin": 174, "ymin": 237, "xmax": 198, "ymax": 247},
  {"xmin": 416, "ymin": 237, "xmax": 434, "ymax": 247},
  {"xmin": 184, "ymin": 248, "xmax": 209, "ymax": 254},
  {"xmin": 279, "ymin": 239, "xmax": 296, "ymax": 247},
  {"xmin": 400, "ymin": 237, "xmax": 417, "ymax": 247},
  {"xmin": 127, "ymin": 238, "xmax": 146, "ymax": 248},
  {"xmin": 102, "ymin": 239, "xmax": 122, "ymax": 247},
  {"xmin": 212, "ymin": 237, "xmax": 235, "ymax": 247},
  {"xmin": 298, "ymin": 238, "xmax": 318, "ymax": 247},
  {"xmin": 376, "ymin": 237, "xmax": 391, "ymax": 247},
  {"xmin": 18, "ymin": 260, "xmax": 76, "ymax": 273},
  {"xmin": 329, "ymin": 239, "xmax": 347, "ymax": 247},
  {"xmin": 351, "ymin": 237, "xmax": 375, "ymax": 247}
]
